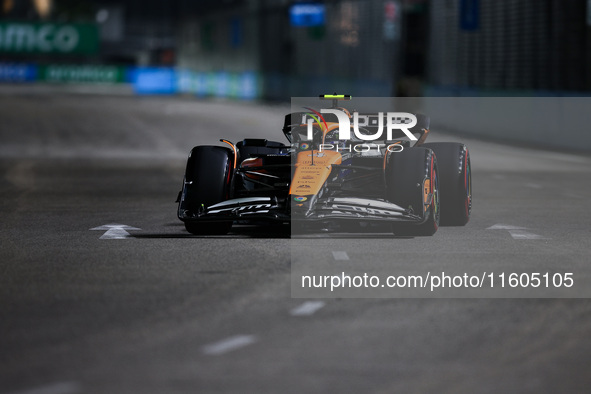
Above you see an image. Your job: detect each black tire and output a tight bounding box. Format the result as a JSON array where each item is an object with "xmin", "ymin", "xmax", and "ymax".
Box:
[
  {"xmin": 178, "ymin": 146, "xmax": 233, "ymax": 235},
  {"xmin": 421, "ymin": 142, "xmax": 471, "ymax": 226},
  {"xmin": 385, "ymin": 147, "xmax": 440, "ymax": 236}
]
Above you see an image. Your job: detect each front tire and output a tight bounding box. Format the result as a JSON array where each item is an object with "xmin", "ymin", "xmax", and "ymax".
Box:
[
  {"xmin": 385, "ymin": 147, "xmax": 440, "ymax": 236},
  {"xmin": 178, "ymin": 146, "xmax": 233, "ymax": 235}
]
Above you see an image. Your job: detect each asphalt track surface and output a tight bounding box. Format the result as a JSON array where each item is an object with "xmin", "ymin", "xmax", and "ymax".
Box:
[{"xmin": 1, "ymin": 90, "xmax": 591, "ymax": 393}]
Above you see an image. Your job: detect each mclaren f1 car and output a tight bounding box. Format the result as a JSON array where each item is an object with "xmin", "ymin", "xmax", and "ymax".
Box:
[{"xmin": 176, "ymin": 95, "xmax": 471, "ymax": 236}]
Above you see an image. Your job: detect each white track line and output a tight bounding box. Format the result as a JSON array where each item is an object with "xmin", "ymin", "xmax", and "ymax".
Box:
[
  {"xmin": 290, "ymin": 301, "xmax": 326, "ymax": 316},
  {"xmin": 487, "ymin": 224, "xmax": 549, "ymax": 239},
  {"xmin": 508, "ymin": 230, "xmax": 547, "ymax": 240},
  {"xmin": 332, "ymin": 251, "xmax": 349, "ymax": 260},
  {"xmin": 487, "ymin": 224, "xmax": 526, "ymax": 230},
  {"xmin": 202, "ymin": 335, "xmax": 257, "ymax": 355},
  {"xmin": 7, "ymin": 382, "xmax": 80, "ymax": 394}
]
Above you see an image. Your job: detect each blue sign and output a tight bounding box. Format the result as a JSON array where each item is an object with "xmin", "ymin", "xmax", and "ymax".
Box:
[
  {"xmin": 194, "ymin": 73, "xmax": 208, "ymax": 97},
  {"xmin": 215, "ymin": 72, "xmax": 229, "ymax": 97},
  {"xmin": 131, "ymin": 67, "xmax": 177, "ymax": 94},
  {"xmin": 177, "ymin": 69, "xmax": 194, "ymax": 93},
  {"xmin": 240, "ymin": 72, "xmax": 258, "ymax": 100},
  {"xmin": 290, "ymin": 4, "xmax": 326, "ymax": 27},
  {"xmin": 0, "ymin": 63, "xmax": 37, "ymax": 82},
  {"xmin": 460, "ymin": 0, "xmax": 479, "ymax": 31}
]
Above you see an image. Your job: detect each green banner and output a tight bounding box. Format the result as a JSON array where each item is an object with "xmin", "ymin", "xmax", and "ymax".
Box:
[
  {"xmin": 39, "ymin": 65, "xmax": 125, "ymax": 83},
  {"xmin": 0, "ymin": 21, "xmax": 99, "ymax": 55}
]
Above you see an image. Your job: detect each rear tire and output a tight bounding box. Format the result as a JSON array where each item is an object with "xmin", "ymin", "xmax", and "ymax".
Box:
[
  {"xmin": 422, "ymin": 142, "xmax": 471, "ymax": 226},
  {"xmin": 385, "ymin": 147, "xmax": 439, "ymax": 236},
  {"xmin": 178, "ymin": 146, "xmax": 233, "ymax": 235}
]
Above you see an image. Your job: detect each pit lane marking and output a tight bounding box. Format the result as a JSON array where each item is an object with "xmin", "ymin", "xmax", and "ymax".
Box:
[
  {"xmin": 507, "ymin": 230, "xmax": 547, "ymax": 240},
  {"xmin": 332, "ymin": 251, "xmax": 349, "ymax": 260},
  {"xmin": 487, "ymin": 224, "xmax": 549, "ymax": 240},
  {"xmin": 202, "ymin": 335, "xmax": 257, "ymax": 355},
  {"xmin": 7, "ymin": 381, "xmax": 81, "ymax": 394},
  {"xmin": 290, "ymin": 301, "xmax": 326, "ymax": 316},
  {"xmin": 90, "ymin": 223, "xmax": 141, "ymax": 239},
  {"xmin": 487, "ymin": 224, "xmax": 526, "ymax": 230}
]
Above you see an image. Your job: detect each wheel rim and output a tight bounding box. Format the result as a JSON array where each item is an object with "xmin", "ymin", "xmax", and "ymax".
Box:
[
  {"xmin": 432, "ymin": 162, "xmax": 440, "ymax": 227},
  {"xmin": 465, "ymin": 153, "xmax": 472, "ymax": 217}
]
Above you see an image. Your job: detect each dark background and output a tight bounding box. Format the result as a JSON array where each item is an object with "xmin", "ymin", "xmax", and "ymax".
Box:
[{"xmin": 3, "ymin": 0, "xmax": 591, "ymax": 98}]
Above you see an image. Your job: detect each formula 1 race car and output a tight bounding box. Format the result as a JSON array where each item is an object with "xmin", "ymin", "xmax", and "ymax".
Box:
[{"xmin": 176, "ymin": 95, "xmax": 471, "ymax": 236}]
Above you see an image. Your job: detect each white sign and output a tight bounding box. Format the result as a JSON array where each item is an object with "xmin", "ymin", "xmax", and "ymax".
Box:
[{"xmin": 0, "ymin": 23, "xmax": 80, "ymax": 53}]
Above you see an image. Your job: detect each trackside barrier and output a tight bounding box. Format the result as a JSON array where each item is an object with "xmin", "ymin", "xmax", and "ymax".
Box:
[
  {"xmin": 421, "ymin": 94, "xmax": 591, "ymax": 152},
  {"xmin": 0, "ymin": 63, "xmax": 37, "ymax": 82},
  {"xmin": 1, "ymin": 62, "xmax": 388, "ymax": 100},
  {"xmin": 0, "ymin": 62, "xmax": 262, "ymax": 100},
  {"xmin": 39, "ymin": 64, "xmax": 126, "ymax": 83},
  {"xmin": 177, "ymin": 70, "xmax": 260, "ymax": 100},
  {"xmin": 130, "ymin": 67, "xmax": 177, "ymax": 95}
]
